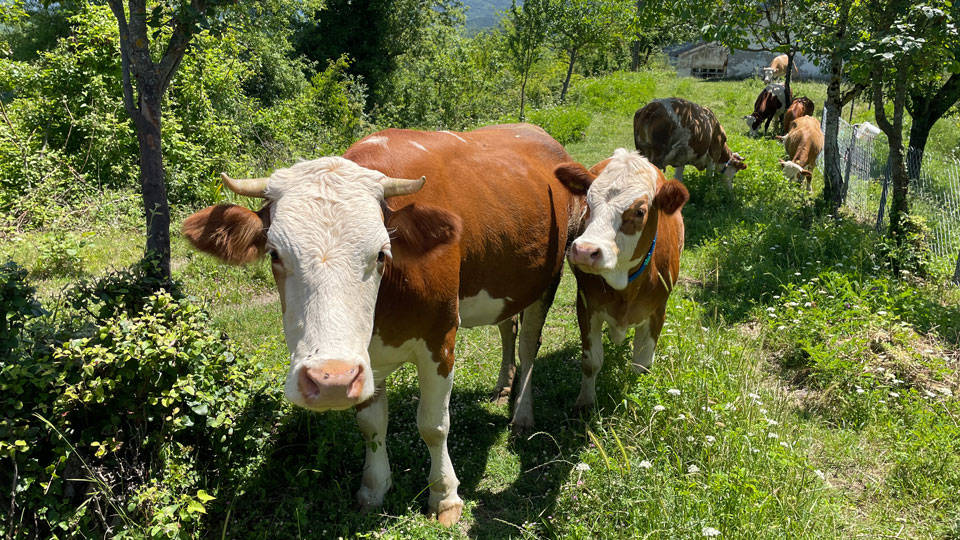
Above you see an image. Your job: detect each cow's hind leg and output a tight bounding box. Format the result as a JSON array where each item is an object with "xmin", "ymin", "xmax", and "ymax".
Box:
[
  {"xmin": 632, "ymin": 308, "xmax": 665, "ymax": 373},
  {"xmin": 356, "ymin": 380, "xmax": 393, "ymax": 510},
  {"xmin": 674, "ymin": 165, "xmax": 685, "ymax": 182},
  {"xmin": 415, "ymin": 331, "xmax": 463, "ymax": 526},
  {"xmin": 511, "ymin": 278, "xmax": 560, "ymax": 431},
  {"xmin": 491, "ymin": 315, "xmax": 518, "ymax": 404}
]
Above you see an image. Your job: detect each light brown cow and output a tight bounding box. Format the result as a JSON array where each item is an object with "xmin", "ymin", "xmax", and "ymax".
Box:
[
  {"xmin": 763, "ymin": 54, "xmax": 799, "ymax": 83},
  {"xmin": 778, "ymin": 115, "xmax": 824, "ymax": 191},
  {"xmin": 508, "ymin": 149, "xmax": 688, "ymax": 410},
  {"xmin": 634, "ymin": 98, "xmax": 746, "ymax": 187},
  {"xmin": 181, "ymin": 124, "xmax": 581, "ymax": 526},
  {"xmin": 782, "ymin": 96, "xmax": 815, "ymax": 135}
]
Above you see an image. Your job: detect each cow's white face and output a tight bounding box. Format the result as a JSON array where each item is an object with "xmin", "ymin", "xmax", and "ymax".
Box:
[
  {"xmin": 780, "ymin": 159, "xmax": 803, "ymax": 181},
  {"xmin": 260, "ymin": 158, "xmax": 394, "ymax": 410},
  {"xmin": 568, "ymin": 149, "xmax": 659, "ymax": 290}
]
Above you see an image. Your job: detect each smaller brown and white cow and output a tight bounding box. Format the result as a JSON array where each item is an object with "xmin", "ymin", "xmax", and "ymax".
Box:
[
  {"xmin": 763, "ymin": 54, "xmax": 799, "ymax": 83},
  {"xmin": 778, "ymin": 115, "xmax": 824, "ymax": 191},
  {"xmin": 546, "ymin": 149, "xmax": 688, "ymax": 409},
  {"xmin": 744, "ymin": 83, "xmax": 789, "ymax": 137},
  {"xmin": 782, "ymin": 97, "xmax": 815, "ymax": 135},
  {"xmin": 634, "ymin": 98, "xmax": 746, "ymax": 187}
]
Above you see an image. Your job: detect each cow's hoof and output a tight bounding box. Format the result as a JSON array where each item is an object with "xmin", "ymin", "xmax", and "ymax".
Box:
[
  {"xmin": 433, "ymin": 497, "xmax": 464, "ymax": 527},
  {"xmin": 355, "ymin": 483, "xmax": 389, "ymax": 511},
  {"xmin": 510, "ymin": 414, "xmax": 534, "ymax": 434},
  {"xmin": 491, "ymin": 387, "xmax": 512, "ymax": 405}
]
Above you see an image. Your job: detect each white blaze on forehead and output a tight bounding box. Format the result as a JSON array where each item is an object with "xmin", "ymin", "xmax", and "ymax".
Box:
[{"xmin": 585, "ymin": 148, "xmax": 658, "ymax": 213}]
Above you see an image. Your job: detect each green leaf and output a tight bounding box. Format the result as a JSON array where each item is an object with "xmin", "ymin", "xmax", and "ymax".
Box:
[{"xmin": 196, "ymin": 490, "xmax": 215, "ymax": 502}]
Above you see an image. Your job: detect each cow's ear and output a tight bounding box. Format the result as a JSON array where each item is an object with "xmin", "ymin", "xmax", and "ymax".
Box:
[
  {"xmin": 554, "ymin": 162, "xmax": 596, "ymax": 195},
  {"xmin": 182, "ymin": 204, "xmax": 267, "ymax": 264},
  {"xmin": 386, "ymin": 203, "xmax": 462, "ymax": 258},
  {"xmin": 654, "ymin": 179, "xmax": 689, "ymax": 214}
]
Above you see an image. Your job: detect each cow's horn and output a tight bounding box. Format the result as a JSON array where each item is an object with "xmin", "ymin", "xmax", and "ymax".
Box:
[
  {"xmin": 381, "ymin": 176, "xmax": 426, "ymax": 198},
  {"xmin": 221, "ymin": 173, "xmax": 268, "ymax": 198}
]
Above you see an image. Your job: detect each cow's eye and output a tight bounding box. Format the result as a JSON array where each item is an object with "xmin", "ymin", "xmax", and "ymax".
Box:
[
  {"xmin": 268, "ymin": 250, "xmax": 280, "ymax": 263},
  {"xmin": 377, "ymin": 251, "xmax": 386, "ymax": 263}
]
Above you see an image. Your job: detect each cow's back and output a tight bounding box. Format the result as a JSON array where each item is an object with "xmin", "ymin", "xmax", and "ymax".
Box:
[
  {"xmin": 344, "ymin": 125, "xmax": 578, "ymax": 328},
  {"xmin": 636, "ymin": 98, "xmax": 723, "ymax": 169},
  {"xmin": 784, "ymin": 116, "xmax": 824, "ymax": 168}
]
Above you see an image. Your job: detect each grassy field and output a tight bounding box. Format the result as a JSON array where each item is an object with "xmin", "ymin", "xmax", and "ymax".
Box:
[{"xmin": 4, "ymin": 69, "xmax": 960, "ymax": 538}]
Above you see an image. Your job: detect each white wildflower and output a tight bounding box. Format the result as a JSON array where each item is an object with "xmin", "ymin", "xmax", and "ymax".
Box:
[
  {"xmin": 767, "ymin": 432, "xmax": 779, "ymax": 439},
  {"xmin": 814, "ymin": 469, "xmax": 825, "ymax": 480},
  {"xmin": 653, "ymin": 405, "xmax": 666, "ymax": 412},
  {"xmin": 705, "ymin": 435, "xmax": 716, "ymax": 444},
  {"xmin": 766, "ymin": 419, "xmax": 779, "ymax": 426},
  {"xmin": 687, "ymin": 464, "xmax": 700, "ymax": 474},
  {"xmin": 668, "ymin": 388, "xmax": 681, "ymax": 396},
  {"xmin": 702, "ymin": 526, "xmax": 721, "ymax": 537},
  {"xmin": 639, "ymin": 460, "xmax": 652, "ymax": 469},
  {"xmin": 574, "ymin": 462, "xmax": 591, "ymax": 472}
]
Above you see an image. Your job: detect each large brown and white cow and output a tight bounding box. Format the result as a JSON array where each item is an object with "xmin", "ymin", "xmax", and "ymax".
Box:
[
  {"xmin": 506, "ymin": 149, "xmax": 688, "ymax": 412},
  {"xmin": 181, "ymin": 124, "xmax": 581, "ymax": 526},
  {"xmin": 762, "ymin": 54, "xmax": 800, "ymax": 83},
  {"xmin": 744, "ymin": 83, "xmax": 789, "ymax": 137},
  {"xmin": 782, "ymin": 96, "xmax": 815, "ymax": 136},
  {"xmin": 778, "ymin": 115, "xmax": 824, "ymax": 191},
  {"xmin": 634, "ymin": 97, "xmax": 746, "ymax": 187}
]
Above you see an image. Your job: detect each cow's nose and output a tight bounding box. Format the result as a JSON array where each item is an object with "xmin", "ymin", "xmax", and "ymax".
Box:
[
  {"xmin": 298, "ymin": 361, "xmax": 366, "ymax": 405},
  {"xmin": 570, "ymin": 242, "xmax": 602, "ymax": 266}
]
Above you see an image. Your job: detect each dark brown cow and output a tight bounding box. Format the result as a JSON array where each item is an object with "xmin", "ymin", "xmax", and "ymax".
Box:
[
  {"xmin": 505, "ymin": 149, "xmax": 688, "ymax": 413},
  {"xmin": 634, "ymin": 97, "xmax": 746, "ymax": 187},
  {"xmin": 181, "ymin": 124, "xmax": 581, "ymax": 526},
  {"xmin": 744, "ymin": 83, "xmax": 790, "ymax": 136},
  {"xmin": 782, "ymin": 96, "xmax": 815, "ymax": 135}
]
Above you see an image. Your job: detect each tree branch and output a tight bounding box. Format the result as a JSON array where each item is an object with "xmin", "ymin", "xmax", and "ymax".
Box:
[
  {"xmin": 873, "ymin": 69, "xmax": 894, "ymax": 136},
  {"xmin": 840, "ymin": 84, "xmax": 864, "ymax": 106},
  {"xmin": 107, "ymin": 1, "xmax": 137, "ymax": 115}
]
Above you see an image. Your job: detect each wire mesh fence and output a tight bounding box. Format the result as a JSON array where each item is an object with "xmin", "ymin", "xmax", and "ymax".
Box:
[{"xmin": 821, "ymin": 108, "xmax": 960, "ymax": 279}]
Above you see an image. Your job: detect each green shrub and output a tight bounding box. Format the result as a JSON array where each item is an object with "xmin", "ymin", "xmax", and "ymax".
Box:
[
  {"xmin": 31, "ymin": 232, "xmax": 90, "ymax": 278},
  {"xmin": 0, "ymin": 260, "xmax": 43, "ymax": 356},
  {"xmin": 1, "ymin": 282, "xmax": 272, "ymax": 538},
  {"xmin": 877, "ymin": 214, "xmax": 933, "ymax": 278},
  {"xmin": 528, "ymin": 106, "xmax": 591, "ymax": 145}
]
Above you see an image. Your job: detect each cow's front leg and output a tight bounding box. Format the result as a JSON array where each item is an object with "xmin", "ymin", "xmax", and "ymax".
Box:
[
  {"xmin": 356, "ymin": 381, "xmax": 392, "ymax": 510},
  {"xmin": 416, "ymin": 339, "xmax": 463, "ymax": 527},
  {"xmin": 574, "ymin": 298, "xmax": 605, "ymax": 411}
]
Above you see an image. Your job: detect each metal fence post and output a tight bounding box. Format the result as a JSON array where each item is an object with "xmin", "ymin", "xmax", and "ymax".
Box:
[
  {"xmin": 876, "ymin": 156, "xmax": 891, "ymax": 233},
  {"xmin": 841, "ymin": 126, "xmax": 857, "ymax": 206}
]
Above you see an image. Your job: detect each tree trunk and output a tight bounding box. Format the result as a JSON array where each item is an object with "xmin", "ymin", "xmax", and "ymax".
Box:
[
  {"xmin": 560, "ymin": 48, "xmax": 577, "ymax": 103},
  {"xmin": 874, "ymin": 69, "xmax": 909, "ymax": 270},
  {"xmin": 630, "ymin": 40, "xmax": 641, "ymax": 71},
  {"xmin": 519, "ymin": 70, "xmax": 528, "ymax": 121},
  {"xmin": 133, "ymin": 96, "xmax": 171, "ymax": 281},
  {"xmin": 906, "ymin": 117, "xmax": 932, "ymax": 180},
  {"xmin": 819, "ymin": 0, "xmax": 851, "ymax": 215}
]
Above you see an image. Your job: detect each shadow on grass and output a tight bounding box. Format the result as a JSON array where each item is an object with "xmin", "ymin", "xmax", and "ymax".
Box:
[{"xmin": 204, "ymin": 344, "xmax": 590, "ymax": 539}]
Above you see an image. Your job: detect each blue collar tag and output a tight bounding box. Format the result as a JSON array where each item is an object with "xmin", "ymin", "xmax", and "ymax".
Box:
[{"xmin": 627, "ymin": 235, "xmax": 656, "ymax": 284}]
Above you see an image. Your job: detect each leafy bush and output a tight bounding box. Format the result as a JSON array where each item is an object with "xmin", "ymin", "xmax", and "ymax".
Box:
[
  {"xmin": 528, "ymin": 106, "xmax": 591, "ymax": 145},
  {"xmin": 31, "ymin": 232, "xmax": 90, "ymax": 278},
  {"xmin": 1, "ymin": 278, "xmax": 273, "ymax": 538},
  {"xmin": 877, "ymin": 214, "xmax": 933, "ymax": 278},
  {"xmin": 0, "ymin": 260, "xmax": 43, "ymax": 356}
]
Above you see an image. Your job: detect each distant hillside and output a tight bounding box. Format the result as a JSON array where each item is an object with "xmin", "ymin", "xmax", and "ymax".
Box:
[{"xmin": 463, "ymin": 0, "xmax": 512, "ymax": 30}]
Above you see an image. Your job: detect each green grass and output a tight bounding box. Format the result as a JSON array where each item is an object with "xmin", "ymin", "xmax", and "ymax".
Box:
[{"xmin": 4, "ymin": 68, "xmax": 960, "ymax": 538}]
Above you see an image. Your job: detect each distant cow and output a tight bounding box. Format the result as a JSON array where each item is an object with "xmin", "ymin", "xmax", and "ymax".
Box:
[
  {"xmin": 181, "ymin": 124, "xmax": 582, "ymax": 526},
  {"xmin": 634, "ymin": 97, "xmax": 746, "ymax": 187},
  {"xmin": 763, "ymin": 54, "xmax": 799, "ymax": 83},
  {"xmin": 778, "ymin": 115, "xmax": 824, "ymax": 191},
  {"xmin": 548, "ymin": 149, "xmax": 688, "ymax": 409},
  {"xmin": 782, "ymin": 97, "xmax": 815, "ymax": 135},
  {"xmin": 744, "ymin": 83, "xmax": 789, "ymax": 136}
]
